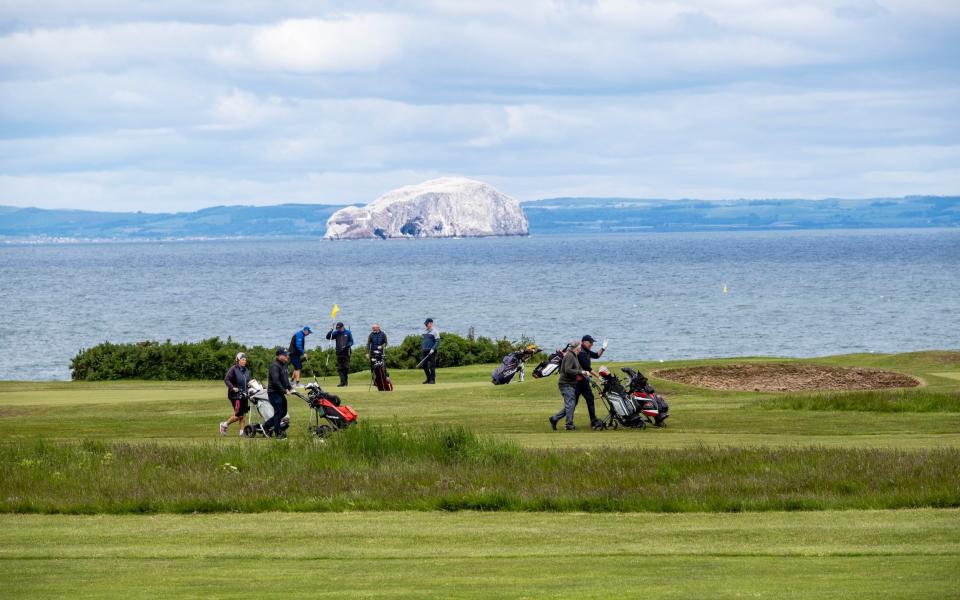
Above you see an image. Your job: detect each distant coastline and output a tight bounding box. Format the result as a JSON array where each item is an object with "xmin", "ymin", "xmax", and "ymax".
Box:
[{"xmin": 1, "ymin": 196, "xmax": 957, "ymax": 241}]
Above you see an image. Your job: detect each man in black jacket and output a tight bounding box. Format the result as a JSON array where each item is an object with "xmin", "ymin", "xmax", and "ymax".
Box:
[
  {"xmin": 267, "ymin": 348, "xmax": 294, "ymax": 438},
  {"xmin": 576, "ymin": 335, "xmax": 606, "ymax": 430},
  {"xmin": 326, "ymin": 322, "xmax": 354, "ymax": 387}
]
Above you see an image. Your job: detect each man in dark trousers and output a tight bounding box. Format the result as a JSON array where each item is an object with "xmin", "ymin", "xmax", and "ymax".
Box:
[
  {"xmin": 366, "ymin": 323, "xmax": 391, "ymax": 390},
  {"xmin": 288, "ymin": 326, "xmax": 312, "ymax": 387},
  {"xmin": 421, "ymin": 318, "xmax": 440, "ymax": 384},
  {"xmin": 267, "ymin": 348, "xmax": 293, "ymax": 439},
  {"xmin": 576, "ymin": 334, "xmax": 607, "ymax": 430},
  {"xmin": 549, "ymin": 340, "xmax": 589, "ymax": 431},
  {"xmin": 326, "ymin": 322, "xmax": 354, "ymax": 387}
]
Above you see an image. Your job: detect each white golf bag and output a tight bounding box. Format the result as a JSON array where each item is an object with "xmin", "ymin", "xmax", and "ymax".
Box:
[{"xmin": 244, "ymin": 379, "xmax": 289, "ymax": 437}]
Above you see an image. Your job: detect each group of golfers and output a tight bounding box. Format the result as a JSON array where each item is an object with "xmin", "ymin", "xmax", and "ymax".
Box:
[
  {"xmin": 549, "ymin": 335, "xmax": 606, "ymax": 431},
  {"xmin": 219, "ymin": 318, "xmax": 441, "ymax": 437},
  {"xmin": 220, "ymin": 318, "xmax": 607, "ymax": 437}
]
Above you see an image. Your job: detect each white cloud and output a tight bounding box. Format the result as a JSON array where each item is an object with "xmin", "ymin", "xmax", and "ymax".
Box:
[
  {"xmin": 206, "ymin": 88, "xmax": 295, "ymax": 129},
  {"xmin": 212, "ymin": 15, "xmax": 407, "ymax": 73},
  {"xmin": 0, "ymin": 22, "xmax": 241, "ymax": 75},
  {"xmin": 1, "ymin": 1, "xmax": 958, "ymax": 211}
]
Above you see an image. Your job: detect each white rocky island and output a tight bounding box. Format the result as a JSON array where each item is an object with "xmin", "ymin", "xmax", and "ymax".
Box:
[{"xmin": 324, "ymin": 177, "xmax": 528, "ymax": 239}]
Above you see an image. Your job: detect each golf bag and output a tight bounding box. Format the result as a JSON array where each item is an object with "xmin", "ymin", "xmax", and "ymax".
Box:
[
  {"xmin": 595, "ymin": 371, "xmax": 647, "ymax": 429},
  {"xmin": 532, "ymin": 344, "xmax": 570, "ymax": 379},
  {"xmin": 370, "ymin": 347, "xmax": 393, "ymax": 391},
  {"xmin": 622, "ymin": 367, "xmax": 669, "ymax": 427},
  {"xmin": 595, "ymin": 367, "xmax": 669, "ymax": 429},
  {"xmin": 299, "ymin": 380, "xmax": 358, "ymax": 437},
  {"xmin": 243, "ymin": 379, "xmax": 289, "ymax": 438},
  {"xmin": 491, "ymin": 346, "xmax": 538, "ymax": 385}
]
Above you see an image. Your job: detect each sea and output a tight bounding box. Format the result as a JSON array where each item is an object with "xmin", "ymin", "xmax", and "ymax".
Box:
[{"xmin": 0, "ymin": 229, "xmax": 958, "ymax": 381}]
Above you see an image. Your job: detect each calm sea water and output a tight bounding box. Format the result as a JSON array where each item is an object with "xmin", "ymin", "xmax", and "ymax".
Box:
[{"xmin": 0, "ymin": 229, "xmax": 957, "ymax": 380}]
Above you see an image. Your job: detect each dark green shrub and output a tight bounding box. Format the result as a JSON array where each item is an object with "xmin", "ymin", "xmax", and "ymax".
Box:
[{"xmin": 71, "ymin": 333, "xmax": 544, "ymax": 381}]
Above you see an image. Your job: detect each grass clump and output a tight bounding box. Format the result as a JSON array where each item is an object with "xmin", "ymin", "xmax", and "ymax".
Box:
[
  {"xmin": 324, "ymin": 422, "xmax": 522, "ymax": 465},
  {"xmin": 760, "ymin": 389, "xmax": 960, "ymax": 412},
  {"xmin": 1, "ymin": 425, "xmax": 958, "ymax": 514}
]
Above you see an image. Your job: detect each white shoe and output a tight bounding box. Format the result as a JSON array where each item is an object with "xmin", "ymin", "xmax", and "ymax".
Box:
[{"xmin": 219, "ymin": 421, "xmax": 228, "ymax": 435}]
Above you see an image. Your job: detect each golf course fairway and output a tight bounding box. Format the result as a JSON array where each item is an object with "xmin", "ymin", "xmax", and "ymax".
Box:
[{"xmin": 2, "ymin": 351, "xmax": 958, "ymax": 598}]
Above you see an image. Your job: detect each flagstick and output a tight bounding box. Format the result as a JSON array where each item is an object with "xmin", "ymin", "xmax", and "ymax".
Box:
[{"xmin": 323, "ymin": 318, "xmax": 335, "ymax": 384}]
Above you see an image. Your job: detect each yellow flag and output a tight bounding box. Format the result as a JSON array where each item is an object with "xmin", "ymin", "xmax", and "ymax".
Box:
[{"xmin": 330, "ymin": 304, "xmax": 340, "ymax": 320}]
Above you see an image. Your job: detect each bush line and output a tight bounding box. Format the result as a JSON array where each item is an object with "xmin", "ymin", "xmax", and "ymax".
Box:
[{"xmin": 70, "ymin": 334, "xmax": 543, "ymax": 381}]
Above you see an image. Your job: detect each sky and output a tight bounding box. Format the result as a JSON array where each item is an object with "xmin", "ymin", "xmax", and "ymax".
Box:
[{"xmin": 1, "ymin": 0, "xmax": 959, "ymax": 211}]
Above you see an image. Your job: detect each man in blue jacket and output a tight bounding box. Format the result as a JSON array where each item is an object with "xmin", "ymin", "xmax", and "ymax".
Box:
[
  {"xmin": 326, "ymin": 322, "xmax": 354, "ymax": 387},
  {"xmin": 421, "ymin": 318, "xmax": 440, "ymax": 384},
  {"xmin": 288, "ymin": 326, "xmax": 312, "ymax": 387}
]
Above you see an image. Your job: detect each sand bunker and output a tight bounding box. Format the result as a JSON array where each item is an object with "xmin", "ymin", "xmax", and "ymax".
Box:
[{"xmin": 652, "ymin": 363, "xmax": 920, "ymax": 392}]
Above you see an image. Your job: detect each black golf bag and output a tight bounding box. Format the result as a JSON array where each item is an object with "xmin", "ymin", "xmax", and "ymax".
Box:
[
  {"xmin": 622, "ymin": 367, "xmax": 669, "ymax": 427},
  {"xmin": 492, "ymin": 351, "xmax": 529, "ymax": 385},
  {"xmin": 370, "ymin": 347, "xmax": 393, "ymax": 391},
  {"xmin": 532, "ymin": 344, "xmax": 570, "ymax": 379},
  {"xmin": 595, "ymin": 367, "xmax": 670, "ymax": 429},
  {"xmin": 596, "ymin": 372, "xmax": 647, "ymax": 429}
]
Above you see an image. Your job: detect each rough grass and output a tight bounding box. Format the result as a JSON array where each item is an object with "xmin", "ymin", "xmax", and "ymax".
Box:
[
  {"xmin": 760, "ymin": 389, "xmax": 960, "ymax": 412},
  {"xmin": 3, "ymin": 423, "xmax": 959, "ymax": 514}
]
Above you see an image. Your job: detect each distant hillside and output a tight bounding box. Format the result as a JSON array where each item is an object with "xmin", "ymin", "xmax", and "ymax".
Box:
[
  {"xmin": 0, "ymin": 204, "xmax": 347, "ymax": 240},
  {"xmin": 523, "ymin": 196, "xmax": 960, "ymax": 233},
  {"xmin": 0, "ymin": 196, "xmax": 957, "ymax": 240}
]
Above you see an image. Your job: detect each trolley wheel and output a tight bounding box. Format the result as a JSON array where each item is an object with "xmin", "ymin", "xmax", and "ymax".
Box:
[
  {"xmin": 243, "ymin": 425, "xmax": 255, "ymax": 437},
  {"xmin": 313, "ymin": 425, "xmax": 334, "ymax": 438},
  {"xmin": 610, "ymin": 421, "xmax": 618, "ymax": 430}
]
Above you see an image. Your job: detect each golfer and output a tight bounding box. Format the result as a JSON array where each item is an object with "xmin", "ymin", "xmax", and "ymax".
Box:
[
  {"xmin": 288, "ymin": 326, "xmax": 312, "ymax": 387},
  {"xmin": 326, "ymin": 322, "xmax": 355, "ymax": 387},
  {"xmin": 549, "ymin": 340, "xmax": 590, "ymax": 431},
  {"xmin": 366, "ymin": 323, "xmax": 388, "ymax": 357},
  {"xmin": 267, "ymin": 348, "xmax": 293, "ymax": 439},
  {"xmin": 576, "ymin": 335, "xmax": 606, "ymax": 430},
  {"xmin": 421, "ymin": 318, "xmax": 440, "ymax": 384},
  {"xmin": 220, "ymin": 352, "xmax": 251, "ymax": 437}
]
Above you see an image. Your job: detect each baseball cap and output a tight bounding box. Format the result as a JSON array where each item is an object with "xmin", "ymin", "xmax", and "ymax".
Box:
[
  {"xmin": 276, "ymin": 347, "xmax": 288, "ymax": 356},
  {"xmin": 581, "ymin": 335, "xmax": 596, "ymax": 343},
  {"xmin": 303, "ymin": 326, "xmax": 312, "ymax": 333},
  {"xmin": 336, "ymin": 322, "xmax": 344, "ymax": 328},
  {"xmin": 424, "ymin": 318, "xmax": 433, "ymax": 325}
]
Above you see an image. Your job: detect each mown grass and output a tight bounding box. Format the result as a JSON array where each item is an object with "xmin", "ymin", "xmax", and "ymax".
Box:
[
  {"xmin": 759, "ymin": 388, "xmax": 960, "ymax": 412},
  {"xmin": 3, "ymin": 423, "xmax": 959, "ymax": 514},
  {"xmin": 3, "ymin": 510, "xmax": 959, "ymax": 599},
  {"xmin": 2, "ymin": 352, "xmax": 960, "ymax": 449}
]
